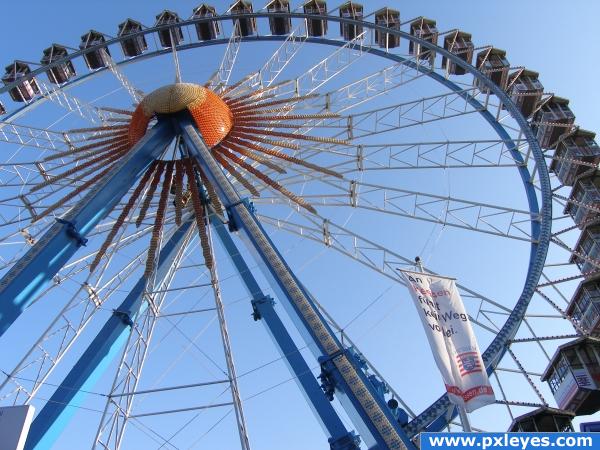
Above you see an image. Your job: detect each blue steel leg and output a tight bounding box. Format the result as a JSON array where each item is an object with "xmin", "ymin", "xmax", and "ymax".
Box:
[
  {"xmin": 0, "ymin": 120, "xmax": 174, "ymax": 337},
  {"xmin": 211, "ymin": 216, "xmax": 359, "ymax": 449},
  {"xmin": 179, "ymin": 116, "xmax": 415, "ymax": 450},
  {"xmin": 24, "ymin": 218, "xmax": 194, "ymax": 450}
]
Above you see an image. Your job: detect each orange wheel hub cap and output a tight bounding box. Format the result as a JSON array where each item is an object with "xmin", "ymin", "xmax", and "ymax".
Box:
[{"xmin": 128, "ymin": 83, "xmax": 233, "ymax": 148}]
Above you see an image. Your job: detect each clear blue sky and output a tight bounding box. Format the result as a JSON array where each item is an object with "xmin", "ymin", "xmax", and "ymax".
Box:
[
  {"xmin": 0, "ymin": 1, "xmax": 599, "ymax": 449},
  {"xmin": 1, "ymin": 1, "xmax": 597, "ymax": 132}
]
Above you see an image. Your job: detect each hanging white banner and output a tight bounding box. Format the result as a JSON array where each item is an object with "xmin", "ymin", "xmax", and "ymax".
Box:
[{"xmin": 399, "ymin": 269, "xmax": 495, "ymax": 412}]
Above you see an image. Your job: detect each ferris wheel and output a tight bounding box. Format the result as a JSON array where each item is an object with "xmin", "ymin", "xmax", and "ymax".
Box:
[{"xmin": 0, "ymin": 1, "xmax": 598, "ymax": 449}]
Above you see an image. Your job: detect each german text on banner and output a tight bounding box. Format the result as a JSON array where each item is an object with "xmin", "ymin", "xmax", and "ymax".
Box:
[{"xmin": 399, "ymin": 270, "xmax": 495, "ymax": 412}]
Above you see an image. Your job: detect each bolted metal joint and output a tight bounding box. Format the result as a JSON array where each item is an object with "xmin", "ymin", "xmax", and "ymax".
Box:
[
  {"xmin": 367, "ymin": 373, "xmax": 389, "ymax": 401},
  {"xmin": 56, "ymin": 218, "xmax": 88, "ymax": 247},
  {"xmin": 347, "ymin": 346, "xmax": 368, "ymax": 370},
  {"xmin": 226, "ymin": 208, "xmax": 240, "ymax": 232},
  {"xmin": 250, "ymin": 295, "xmax": 275, "ymax": 321},
  {"xmin": 346, "ymin": 346, "xmax": 409, "ymax": 426},
  {"xmin": 226, "ymin": 198, "xmax": 255, "ymax": 232},
  {"xmin": 328, "ymin": 430, "xmax": 361, "ymax": 450},
  {"xmin": 112, "ymin": 309, "xmax": 134, "ymax": 327},
  {"xmin": 318, "ymin": 356, "xmax": 341, "ymax": 402},
  {"xmin": 225, "ymin": 199, "xmax": 246, "ymax": 232}
]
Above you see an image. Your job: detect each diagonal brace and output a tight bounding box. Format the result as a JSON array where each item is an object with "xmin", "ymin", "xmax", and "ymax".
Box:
[
  {"xmin": 178, "ymin": 113, "xmax": 415, "ymax": 450},
  {"xmin": 24, "ymin": 218, "xmax": 194, "ymax": 450},
  {"xmin": 0, "ymin": 120, "xmax": 174, "ymax": 337}
]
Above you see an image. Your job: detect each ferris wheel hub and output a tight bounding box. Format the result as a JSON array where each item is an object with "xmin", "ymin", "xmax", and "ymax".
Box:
[
  {"xmin": 140, "ymin": 83, "xmax": 207, "ymax": 115},
  {"xmin": 129, "ymin": 82, "xmax": 233, "ymax": 148}
]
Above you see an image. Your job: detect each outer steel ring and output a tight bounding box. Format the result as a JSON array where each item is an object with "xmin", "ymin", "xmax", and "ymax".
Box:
[{"xmin": 0, "ymin": 12, "xmax": 552, "ymax": 434}]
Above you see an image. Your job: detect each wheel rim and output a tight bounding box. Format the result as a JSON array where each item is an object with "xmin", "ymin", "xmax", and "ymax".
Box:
[{"xmin": 0, "ymin": 9, "xmax": 572, "ymax": 447}]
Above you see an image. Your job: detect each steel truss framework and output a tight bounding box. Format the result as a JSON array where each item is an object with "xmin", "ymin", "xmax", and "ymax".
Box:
[{"xmin": 0, "ymin": 9, "xmax": 571, "ymax": 450}]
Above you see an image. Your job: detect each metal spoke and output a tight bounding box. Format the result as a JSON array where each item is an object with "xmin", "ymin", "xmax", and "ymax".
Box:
[
  {"xmin": 0, "ymin": 122, "xmax": 73, "ymax": 152},
  {"xmin": 93, "ymin": 227, "xmax": 194, "ymax": 449},
  {"xmin": 206, "ymin": 20, "xmax": 242, "ymax": 92},
  {"xmin": 246, "ymin": 86, "xmax": 493, "ymax": 185},
  {"xmin": 101, "ymin": 49, "xmax": 144, "ymax": 103},
  {"xmin": 296, "ymin": 31, "xmax": 367, "ymax": 96},
  {"xmin": 204, "ymin": 212, "xmax": 251, "ymax": 450},
  {"xmin": 0, "ymin": 251, "xmax": 145, "ymax": 403},
  {"xmin": 37, "ymin": 79, "xmax": 108, "ymax": 124},
  {"xmin": 327, "ymin": 87, "xmax": 484, "ymax": 141},
  {"xmin": 257, "ymin": 211, "xmax": 512, "ymax": 317},
  {"xmin": 333, "ymin": 139, "xmax": 527, "ymax": 171},
  {"xmin": 258, "ymin": 21, "xmax": 308, "ymax": 88},
  {"xmin": 0, "ymin": 218, "xmax": 164, "ymax": 404},
  {"xmin": 256, "ymin": 174, "xmax": 537, "ymax": 242},
  {"xmin": 227, "ymin": 62, "xmax": 455, "ymax": 185},
  {"xmin": 308, "ymin": 55, "xmax": 426, "ymax": 114}
]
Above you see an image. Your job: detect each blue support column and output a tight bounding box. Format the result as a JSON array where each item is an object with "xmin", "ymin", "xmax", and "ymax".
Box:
[
  {"xmin": 0, "ymin": 120, "xmax": 174, "ymax": 337},
  {"xmin": 211, "ymin": 216, "xmax": 359, "ymax": 449},
  {"xmin": 179, "ymin": 115, "xmax": 415, "ymax": 450},
  {"xmin": 24, "ymin": 219, "xmax": 194, "ymax": 450}
]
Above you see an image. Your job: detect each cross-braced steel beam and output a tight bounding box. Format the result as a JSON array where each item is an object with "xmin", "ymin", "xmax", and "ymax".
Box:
[
  {"xmin": 24, "ymin": 218, "xmax": 194, "ymax": 450},
  {"xmin": 0, "ymin": 120, "xmax": 174, "ymax": 336},
  {"xmin": 178, "ymin": 114, "xmax": 415, "ymax": 450},
  {"xmin": 206, "ymin": 20, "xmax": 242, "ymax": 92},
  {"xmin": 210, "ymin": 212, "xmax": 359, "ymax": 450}
]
